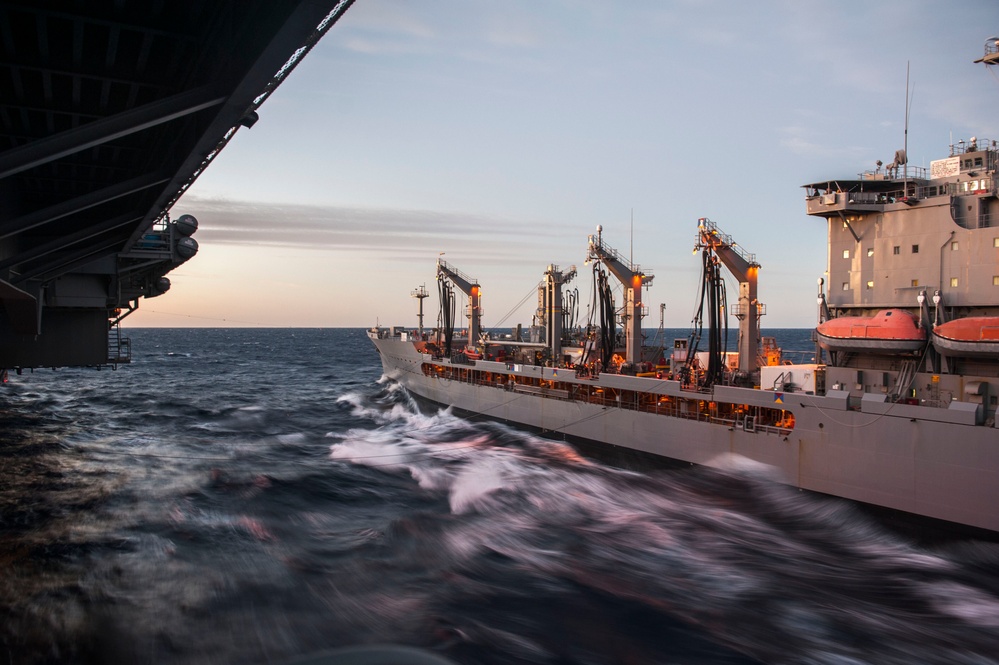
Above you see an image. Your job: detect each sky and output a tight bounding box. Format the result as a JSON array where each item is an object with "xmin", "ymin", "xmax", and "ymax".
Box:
[{"xmin": 126, "ymin": 0, "xmax": 999, "ymax": 329}]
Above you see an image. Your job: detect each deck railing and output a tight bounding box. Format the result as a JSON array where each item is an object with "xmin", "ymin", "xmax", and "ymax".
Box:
[{"xmin": 429, "ymin": 362, "xmax": 791, "ymax": 435}]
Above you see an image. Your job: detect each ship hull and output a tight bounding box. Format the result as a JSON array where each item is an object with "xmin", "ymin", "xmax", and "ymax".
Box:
[
  {"xmin": 371, "ymin": 331, "xmax": 999, "ymax": 533},
  {"xmin": 932, "ymin": 317, "xmax": 999, "ymax": 358}
]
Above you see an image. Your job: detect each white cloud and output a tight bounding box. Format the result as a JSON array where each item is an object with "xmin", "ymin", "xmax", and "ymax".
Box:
[{"xmin": 181, "ymin": 195, "xmax": 567, "ymax": 267}]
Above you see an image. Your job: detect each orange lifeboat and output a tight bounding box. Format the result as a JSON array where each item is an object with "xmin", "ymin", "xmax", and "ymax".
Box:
[
  {"xmin": 815, "ymin": 309, "xmax": 926, "ymax": 353},
  {"xmin": 463, "ymin": 346, "xmax": 483, "ymax": 360},
  {"xmin": 932, "ymin": 317, "xmax": 999, "ymax": 357}
]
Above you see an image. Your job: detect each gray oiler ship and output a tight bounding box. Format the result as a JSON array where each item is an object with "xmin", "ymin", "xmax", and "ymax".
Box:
[{"xmin": 371, "ymin": 39, "xmax": 999, "ymax": 533}]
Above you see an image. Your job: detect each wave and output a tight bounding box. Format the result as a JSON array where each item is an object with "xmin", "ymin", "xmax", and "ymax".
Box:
[
  {"xmin": 324, "ymin": 389, "xmax": 999, "ymax": 664},
  {"xmin": 7, "ymin": 329, "xmax": 999, "ymax": 665}
]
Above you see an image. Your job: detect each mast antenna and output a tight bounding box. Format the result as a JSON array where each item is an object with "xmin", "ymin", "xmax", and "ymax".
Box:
[
  {"xmin": 411, "ymin": 284, "xmax": 429, "ymax": 337},
  {"xmin": 903, "ymin": 61, "xmax": 911, "ymax": 188}
]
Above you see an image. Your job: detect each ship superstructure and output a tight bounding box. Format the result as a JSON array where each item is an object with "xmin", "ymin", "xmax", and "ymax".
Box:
[
  {"xmin": 369, "ymin": 39, "xmax": 999, "ymax": 534},
  {"xmin": 806, "ymin": 138, "xmax": 998, "ymax": 407}
]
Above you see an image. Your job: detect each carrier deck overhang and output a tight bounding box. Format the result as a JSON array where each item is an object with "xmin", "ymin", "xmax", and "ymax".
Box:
[{"xmin": 0, "ymin": 0, "xmax": 354, "ymax": 369}]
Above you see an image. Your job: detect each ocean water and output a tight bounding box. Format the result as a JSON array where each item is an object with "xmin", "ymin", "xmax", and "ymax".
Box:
[{"xmin": 2, "ymin": 327, "xmax": 999, "ymax": 665}]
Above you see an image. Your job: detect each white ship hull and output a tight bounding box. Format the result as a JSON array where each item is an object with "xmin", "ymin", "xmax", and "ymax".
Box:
[{"xmin": 371, "ymin": 331, "xmax": 999, "ymax": 533}]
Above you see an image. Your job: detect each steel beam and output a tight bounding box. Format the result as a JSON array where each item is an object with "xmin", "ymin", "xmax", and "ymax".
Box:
[
  {"xmin": 11, "ymin": 237, "xmax": 124, "ymax": 284},
  {"xmin": 0, "ymin": 173, "xmax": 169, "ymax": 238},
  {"xmin": 0, "ymin": 278, "xmax": 39, "ymax": 335},
  {"xmin": 125, "ymin": 0, "xmax": 357, "ymax": 248},
  {"xmin": 0, "ymin": 86, "xmax": 225, "ymax": 179},
  {"xmin": 0, "ymin": 214, "xmax": 141, "ymax": 272}
]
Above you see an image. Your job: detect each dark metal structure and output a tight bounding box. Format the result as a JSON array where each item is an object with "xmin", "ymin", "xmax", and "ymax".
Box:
[{"xmin": 0, "ymin": 0, "xmax": 354, "ymax": 369}]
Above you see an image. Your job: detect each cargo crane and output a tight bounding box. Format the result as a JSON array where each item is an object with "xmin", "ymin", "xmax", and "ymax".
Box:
[
  {"xmin": 695, "ymin": 217, "xmax": 763, "ymax": 376},
  {"xmin": 437, "ymin": 259, "xmax": 481, "ymax": 350},
  {"xmin": 586, "ymin": 226, "xmax": 653, "ymax": 365},
  {"xmin": 536, "ymin": 264, "xmax": 577, "ymax": 362}
]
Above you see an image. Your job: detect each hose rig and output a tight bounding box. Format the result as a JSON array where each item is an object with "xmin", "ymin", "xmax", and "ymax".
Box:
[
  {"xmin": 436, "ymin": 258, "xmax": 481, "ymax": 351},
  {"xmin": 586, "ymin": 225, "xmax": 654, "ymax": 365},
  {"xmin": 694, "ymin": 217, "xmax": 764, "ymax": 379},
  {"xmin": 536, "ymin": 264, "xmax": 577, "ymax": 362}
]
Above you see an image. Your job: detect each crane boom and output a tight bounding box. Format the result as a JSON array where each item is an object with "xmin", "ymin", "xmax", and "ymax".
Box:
[
  {"xmin": 537, "ymin": 264, "xmax": 576, "ymax": 361},
  {"xmin": 586, "ymin": 225, "xmax": 654, "ymax": 364},
  {"xmin": 437, "ymin": 258, "xmax": 482, "ymax": 347},
  {"xmin": 695, "ymin": 218, "xmax": 763, "ymax": 375}
]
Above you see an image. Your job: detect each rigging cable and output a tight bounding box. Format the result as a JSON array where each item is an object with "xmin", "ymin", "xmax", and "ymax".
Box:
[
  {"xmin": 593, "ymin": 264, "xmax": 616, "ymax": 368},
  {"xmin": 562, "ymin": 287, "xmax": 579, "ymax": 340},
  {"xmin": 684, "ymin": 250, "xmax": 709, "ymax": 384},
  {"xmin": 684, "ymin": 248, "xmax": 728, "ymax": 388},
  {"xmin": 492, "ymin": 282, "xmax": 542, "ymax": 331},
  {"xmin": 437, "ymin": 277, "xmax": 456, "ymax": 355},
  {"xmin": 704, "ymin": 252, "xmax": 726, "ymax": 387}
]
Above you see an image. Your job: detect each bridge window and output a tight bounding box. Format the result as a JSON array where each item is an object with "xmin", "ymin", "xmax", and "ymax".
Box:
[
  {"xmin": 867, "ymin": 248, "xmax": 874, "ymax": 257},
  {"xmin": 842, "ymin": 249, "xmax": 850, "ymax": 259},
  {"xmin": 994, "ymin": 276, "xmax": 999, "ymax": 286},
  {"xmin": 912, "ymin": 244, "xmax": 919, "ymax": 254},
  {"xmin": 951, "ymin": 241, "xmax": 959, "ymax": 251},
  {"xmin": 842, "ymin": 282, "xmax": 849, "ymax": 291},
  {"xmin": 893, "ymin": 246, "xmax": 900, "ymax": 255},
  {"xmin": 951, "ymin": 277, "xmax": 959, "ymax": 287},
  {"xmin": 866, "ymin": 280, "xmax": 874, "ymax": 290},
  {"xmin": 911, "ymin": 279, "xmax": 919, "ymax": 287}
]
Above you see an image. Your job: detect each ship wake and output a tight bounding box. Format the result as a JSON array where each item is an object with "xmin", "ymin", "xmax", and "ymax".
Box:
[{"xmin": 327, "ymin": 392, "xmax": 999, "ymax": 665}]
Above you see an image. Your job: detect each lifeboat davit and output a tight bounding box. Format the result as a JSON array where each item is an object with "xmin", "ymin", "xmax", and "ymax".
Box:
[
  {"xmin": 815, "ymin": 309, "xmax": 926, "ymax": 353},
  {"xmin": 932, "ymin": 317, "xmax": 999, "ymax": 357}
]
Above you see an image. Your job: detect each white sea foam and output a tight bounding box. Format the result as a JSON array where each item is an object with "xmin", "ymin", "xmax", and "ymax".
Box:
[
  {"xmin": 330, "ymin": 439, "xmax": 417, "ymax": 472},
  {"xmin": 925, "ymin": 581, "xmax": 999, "ymax": 627},
  {"xmin": 408, "ymin": 465, "xmax": 452, "ymax": 491},
  {"xmin": 448, "ymin": 459, "xmax": 508, "ymax": 514},
  {"xmin": 335, "ymin": 385, "xmax": 455, "ymax": 431},
  {"xmin": 706, "ymin": 451, "xmax": 783, "ymax": 480},
  {"xmin": 335, "ymin": 390, "xmax": 365, "ymax": 410}
]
